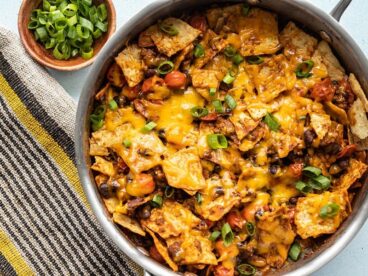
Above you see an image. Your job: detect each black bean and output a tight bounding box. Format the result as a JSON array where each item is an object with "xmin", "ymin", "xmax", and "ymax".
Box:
[
  {"xmin": 323, "ymin": 143, "xmax": 341, "ymax": 154},
  {"xmin": 214, "ymin": 186, "xmax": 225, "ymax": 197},
  {"xmin": 269, "ymin": 164, "xmax": 278, "ymax": 175},
  {"xmin": 99, "ymin": 183, "xmax": 110, "ymax": 198},
  {"xmin": 145, "ymin": 69, "xmax": 157, "ymax": 78},
  {"xmin": 338, "ymin": 159, "xmax": 349, "ymax": 169},
  {"xmin": 139, "ymin": 205, "xmax": 151, "ymax": 219},
  {"xmin": 114, "ymin": 95, "xmax": 128, "ymax": 108},
  {"xmin": 111, "ymin": 180, "xmax": 120, "ymax": 193},
  {"xmin": 213, "ymin": 164, "xmax": 221, "ymax": 173},
  {"xmin": 289, "ymin": 197, "xmax": 298, "ymax": 205},
  {"xmin": 304, "ymin": 129, "xmax": 316, "ymax": 146}
]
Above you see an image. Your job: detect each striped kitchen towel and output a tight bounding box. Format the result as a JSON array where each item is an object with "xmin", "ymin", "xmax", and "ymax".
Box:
[{"xmin": 0, "ymin": 27, "xmax": 143, "ymax": 275}]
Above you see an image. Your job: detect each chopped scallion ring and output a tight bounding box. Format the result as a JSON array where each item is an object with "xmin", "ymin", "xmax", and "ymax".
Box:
[
  {"xmin": 312, "ymin": 175, "xmax": 331, "ymax": 190},
  {"xmin": 224, "ymin": 45, "xmax": 236, "ymax": 57},
  {"xmin": 123, "ymin": 140, "xmax": 132, "ymax": 148},
  {"xmin": 302, "ymin": 166, "xmax": 322, "ymax": 178},
  {"xmin": 263, "ymin": 112, "xmax": 280, "ymax": 131},
  {"xmin": 221, "ymin": 223, "xmax": 234, "ymax": 247},
  {"xmin": 295, "ymin": 60, "xmax": 314, "ymax": 78},
  {"xmin": 196, "ymin": 193, "xmax": 203, "ymax": 204},
  {"xmin": 295, "ymin": 181, "xmax": 313, "ymax": 194},
  {"xmin": 159, "ymin": 21, "xmax": 179, "ymax": 36},
  {"xmin": 320, "ymin": 203, "xmax": 340, "ymax": 219},
  {"xmin": 157, "ymin": 61, "xmax": 174, "ymax": 75},
  {"xmin": 151, "ymin": 194, "xmax": 163, "ymax": 208},
  {"xmin": 141, "ymin": 121, "xmax": 157, "ymax": 133},
  {"xmin": 223, "ymin": 71, "xmax": 236, "ymax": 84},
  {"xmin": 212, "ymin": 100, "xmax": 224, "ymax": 113},
  {"xmin": 237, "ymin": 263, "xmax": 256, "ymax": 276},
  {"xmin": 108, "ymin": 99, "xmax": 118, "ymax": 110},
  {"xmin": 232, "ymin": 53, "xmax": 244, "ymax": 65},
  {"xmin": 164, "ymin": 186, "xmax": 175, "ymax": 198},
  {"xmin": 194, "ymin": 44, "xmax": 205, "ymax": 58},
  {"xmin": 245, "ymin": 222, "xmax": 255, "ymax": 236},
  {"xmin": 289, "ymin": 242, "xmax": 302, "ymax": 261},
  {"xmin": 225, "ymin": 95, "xmax": 237, "ymax": 110},
  {"xmin": 246, "ymin": 55, "xmax": 264, "ymax": 64},
  {"xmin": 191, "ymin": 106, "xmax": 209, "ymax": 118},
  {"xmin": 209, "ymin": 87, "xmax": 216, "ymax": 97},
  {"xmin": 209, "ymin": 230, "xmax": 221, "ymax": 241},
  {"xmin": 207, "ymin": 134, "xmax": 228, "ymax": 149}
]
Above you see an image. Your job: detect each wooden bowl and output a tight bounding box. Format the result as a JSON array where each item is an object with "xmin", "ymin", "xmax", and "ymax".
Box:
[{"xmin": 18, "ymin": 0, "xmax": 116, "ymax": 71}]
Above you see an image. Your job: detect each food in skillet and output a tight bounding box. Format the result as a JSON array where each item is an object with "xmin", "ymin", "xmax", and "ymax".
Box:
[{"xmin": 89, "ymin": 3, "xmax": 368, "ymax": 275}]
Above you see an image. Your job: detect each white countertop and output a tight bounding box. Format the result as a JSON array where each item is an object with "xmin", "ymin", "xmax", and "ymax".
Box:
[{"xmin": 1, "ymin": 0, "xmax": 367, "ymax": 275}]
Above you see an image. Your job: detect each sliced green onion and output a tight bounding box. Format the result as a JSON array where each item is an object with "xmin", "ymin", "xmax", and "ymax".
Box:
[
  {"xmin": 320, "ymin": 203, "xmax": 340, "ymax": 219},
  {"xmin": 62, "ymin": 3, "xmax": 78, "ymax": 17},
  {"xmin": 76, "ymin": 24, "xmax": 90, "ymax": 39},
  {"xmin": 95, "ymin": 21, "xmax": 108, "ymax": 32},
  {"xmin": 82, "ymin": 0, "xmax": 92, "ymax": 6},
  {"xmin": 71, "ymin": 48, "xmax": 79, "ymax": 57},
  {"xmin": 141, "ymin": 121, "xmax": 157, "ymax": 133},
  {"xmin": 50, "ymin": 10, "xmax": 65, "ymax": 21},
  {"xmin": 157, "ymin": 61, "xmax": 174, "ymax": 75},
  {"xmin": 28, "ymin": 20, "xmax": 40, "ymax": 30},
  {"xmin": 151, "ymin": 194, "xmax": 163, "ymax": 208},
  {"xmin": 123, "ymin": 139, "xmax": 132, "ymax": 148},
  {"xmin": 159, "ymin": 21, "xmax": 178, "ymax": 36},
  {"xmin": 295, "ymin": 60, "xmax": 314, "ymax": 78},
  {"xmin": 224, "ymin": 45, "xmax": 236, "ymax": 57},
  {"xmin": 194, "ymin": 44, "xmax": 205, "ymax": 58},
  {"xmin": 312, "ymin": 175, "xmax": 331, "ymax": 190},
  {"xmin": 97, "ymin": 3, "xmax": 108, "ymax": 21},
  {"xmin": 90, "ymin": 105, "xmax": 106, "ymax": 131},
  {"xmin": 108, "ymin": 99, "xmax": 118, "ymax": 110},
  {"xmin": 164, "ymin": 186, "xmax": 175, "ymax": 198},
  {"xmin": 67, "ymin": 15, "xmax": 78, "ymax": 26},
  {"xmin": 55, "ymin": 17, "xmax": 68, "ymax": 30},
  {"xmin": 209, "ymin": 230, "xmax": 221, "ymax": 242},
  {"xmin": 191, "ymin": 106, "xmax": 209, "ymax": 118},
  {"xmin": 223, "ymin": 71, "xmax": 236, "ymax": 84},
  {"xmin": 207, "ymin": 134, "xmax": 228, "ymax": 149},
  {"xmin": 245, "ymin": 222, "xmax": 255, "ymax": 236},
  {"xmin": 299, "ymin": 115, "xmax": 306, "ymax": 120},
  {"xmin": 264, "ymin": 112, "xmax": 280, "ymax": 131},
  {"xmin": 295, "ymin": 181, "xmax": 313, "ymax": 194},
  {"xmin": 225, "ymin": 95, "xmax": 237, "ymax": 110},
  {"xmin": 209, "ymin": 87, "xmax": 216, "ymax": 97},
  {"xmin": 237, "ymin": 264, "xmax": 256, "ymax": 276},
  {"xmin": 289, "ymin": 242, "xmax": 302, "ymax": 261},
  {"xmin": 242, "ymin": 3, "xmax": 250, "ymax": 16},
  {"xmin": 232, "ymin": 53, "xmax": 244, "ymax": 65},
  {"xmin": 45, "ymin": 38, "xmax": 56, "ymax": 49},
  {"xmin": 221, "ymin": 223, "xmax": 234, "ymax": 247},
  {"xmin": 212, "ymin": 100, "xmax": 223, "ymax": 113},
  {"xmin": 67, "ymin": 25, "xmax": 77, "ymax": 39},
  {"xmin": 246, "ymin": 55, "xmax": 264, "ymax": 65},
  {"xmin": 92, "ymin": 29, "xmax": 103, "ymax": 39},
  {"xmin": 196, "ymin": 193, "xmax": 203, "ymax": 204},
  {"xmin": 35, "ymin": 26, "xmax": 49, "ymax": 42},
  {"xmin": 302, "ymin": 166, "xmax": 322, "ymax": 178},
  {"xmin": 89, "ymin": 6, "xmax": 99, "ymax": 24},
  {"xmin": 81, "ymin": 47, "xmax": 93, "ymax": 59}
]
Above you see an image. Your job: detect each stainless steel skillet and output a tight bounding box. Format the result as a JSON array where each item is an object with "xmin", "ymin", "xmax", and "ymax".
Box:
[{"xmin": 75, "ymin": 0, "xmax": 368, "ymax": 275}]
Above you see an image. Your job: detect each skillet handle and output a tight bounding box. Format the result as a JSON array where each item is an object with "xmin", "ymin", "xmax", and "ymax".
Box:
[{"xmin": 330, "ymin": 0, "xmax": 352, "ymax": 22}]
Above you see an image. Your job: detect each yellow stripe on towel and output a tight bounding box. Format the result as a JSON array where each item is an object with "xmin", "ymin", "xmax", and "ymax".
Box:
[{"xmin": 0, "ymin": 74, "xmax": 89, "ymax": 208}]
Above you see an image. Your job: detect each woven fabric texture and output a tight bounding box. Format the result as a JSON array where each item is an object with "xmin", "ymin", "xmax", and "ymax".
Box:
[{"xmin": 0, "ymin": 27, "xmax": 143, "ymax": 276}]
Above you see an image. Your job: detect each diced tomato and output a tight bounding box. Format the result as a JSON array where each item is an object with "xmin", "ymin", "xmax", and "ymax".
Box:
[
  {"xmin": 189, "ymin": 15, "xmax": 208, "ymax": 33},
  {"xmin": 200, "ymin": 113, "xmax": 218, "ymax": 121},
  {"xmin": 289, "ymin": 162, "xmax": 304, "ymax": 178},
  {"xmin": 311, "ymin": 78, "xmax": 336, "ymax": 102},
  {"xmin": 142, "ymin": 76, "xmax": 164, "ymax": 93},
  {"xmin": 226, "ymin": 211, "xmax": 244, "ymax": 230},
  {"xmin": 213, "ymin": 265, "xmax": 234, "ymax": 276}
]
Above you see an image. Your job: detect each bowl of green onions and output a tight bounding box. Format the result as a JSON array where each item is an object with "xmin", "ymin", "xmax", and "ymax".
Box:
[{"xmin": 18, "ymin": 0, "xmax": 116, "ymax": 71}]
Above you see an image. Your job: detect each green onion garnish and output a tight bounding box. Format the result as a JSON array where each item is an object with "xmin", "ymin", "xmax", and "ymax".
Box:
[
  {"xmin": 225, "ymin": 95, "xmax": 237, "ymax": 110},
  {"xmin": 295, "ymin": 60, "xmax": 314, "ymax": 78},
  {"xmin": 28, "ymin": 1, "xmax": 109, "ymax": 60},
  {"xmin": 289, "ymin": 242, "xmax": 302, "ymax": 261},
  {"xmin": 151, "ymin": 194, "xmax": 163, "ymax": 208},
  {"xmin": 245, "ymin": 222, "xmax": 255, "ymax": 236},
  {"xmin": 224, "ymin": 45, "xmax": 236, "ymax": 57},
  {"xmin": 237, "ymin": 263, "xmax": 256, "ymax": 276},
  {"xmin": 194, "ymin": 44, "xmax": 205, "ymax": 58},
  {"xmin": 221, "ymin": 223, "xmax": 234, "ymax": 246},
  {"xmin": 263, "ymin": 112, "xmax": 280, "ymax": 131},
  {"xmin": 295, "ymin": 181, "xmax": 313, "ymax": 194},
  {"xmin": 223, "ymin": 71, "xmax": 236, "ymax": 84},
  {"xmin": 209, "ymin": 87, "xmax": 216, "ymax": 97},
  {"xmin": 246, "ymin": 55, "xmax": 264, "ymax": 64},
  {"xmin": 141, "ymin": 121, "xmax": 157, "ymax": 133},
  {"xmin": 312, "ymin": 175, "xmax": 331, "ymax": 190},
  {"xmin": 196, "ymin": 193, "xmax": 203, "ymax": 204},
  {"xmin": 209, "ymin": 230, "xmax": 221, "ymax": 241},
  {"xmin": 123, "ymin": 139, "xmax": 132, "ymax": 148},
  {"xmin": 164, "ymin": 186, "xmax": 175, "ymax": 198},
  {"xmin": 232, "ymin": 53, "xmax": 244, "ymax": 65},
  {"xmin": 157, "ymin": 61, "xmax": 174, "ymax": 75},
  {"xmin": 90, "ymin": 105, "xmax": 106, "ymax": 131},
  {"xmin": 108, "ymin": 99, "xmax": 118, "ymax": 110},
  {"xmin": 207, "ymin": 134, "xmax": 228, "ymax": 149},
  {"xmin": 242, "ymin": 3, "xmax": 250, "ymax": 16},
  {"xmin": 191, "ymin": 106, "xmax": 209, "ymax": 118},
  {"xmin": 212, "ymin": 100, "xmax": 224, "ymax": 113},
  {"xmin": 319, "ymin": 203, "xmax": 340, "ymax": 219},
  {"xmin": 302, "ymin": 166, "xmax": 322, "ymax": 178},
  {"xmin": 159, "ymin": 21, "xmax": 178, "ymax": 36},
  {"xmin": 299, "ymin": 115, "xmax": 306, "ymax": 120}
]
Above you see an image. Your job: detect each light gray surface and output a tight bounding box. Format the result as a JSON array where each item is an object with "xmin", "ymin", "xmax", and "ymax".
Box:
[{"xmin": 1, "ymin": 0, "xmax": 367, "ymax": 275}]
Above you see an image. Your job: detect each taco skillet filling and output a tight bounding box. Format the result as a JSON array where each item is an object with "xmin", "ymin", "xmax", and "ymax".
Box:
[{"xmin": 89, "ymin": 3, "xmax": 368, "ymax": 275}]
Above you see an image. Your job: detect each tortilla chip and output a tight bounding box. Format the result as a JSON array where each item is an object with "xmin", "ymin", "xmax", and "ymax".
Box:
[
  {"xmin": 310, "ymin": 113, "xmax": 332, "ymax": 140},
  {"xmin": 115, "ymin": 44, "xmax": 144, "ymax": 87},
  {"xmin": 195, "ymin": 171, "xmax": 240, "ymax": 221},
  {"xmin": 151, "ymin": 18, "xmax": 201, "ymax": 57},
  {"xmin": 334, "ymin": 159, "xmax": 367, "ymax": 190},
  {"xmin": 348, "ymin": 98, "xmax": 368, "ymax": 139},
  {"xmin": 315, "ymin": 41, "xmax": 345, "ymax": 81},
  {"xmin": 113, "ymin": 212, "xmax": 146, "ymax": 236},
  {"xmin": 349, "ymin": 73, "xmax": 368, "ymax": 112},
  {"xmin": 295, "ymin": 191, "xmax": 350, "ymax": 239},
  {"xmin": 91, "ymin": 156, "xmax": 116, "ymax": 176},
  {"xmin": 89, "ymin": 137, "xmax": 109, "ymax": 156},
  {"xmin": 230, "ymin": 105, "xmax": 260, "ymax": 140},
  {"xmin": 146, "ymin": 229, "xmax": 178, "ymax": 271},
  {"xmin": 162, "ymin": 147, "xmax": 206, "ymax": 195},
  {"xmin": 193, "ymin": 30, "xmax": 225, "ymax": 69},
  {"xmin": 270, "ymin": 131, "xmax": 301, "ymax": 158},
  {"xmin": 103, "ymin": 197, "xmax": 119, "ymax": 214},
  {"xmin": 142, "ymin": 201, "xmax": 201, "ymax": 239},
  {"xmin": 191, "ymin": 69, "xmax": 221, "ymax": 90},
  {"xmin": 166, "ymin": 230, "xmax": 217, "ymax": 266},
  {"xmin": 257, "ymin": 206, "xmax": 296, "ymax": 268}
]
